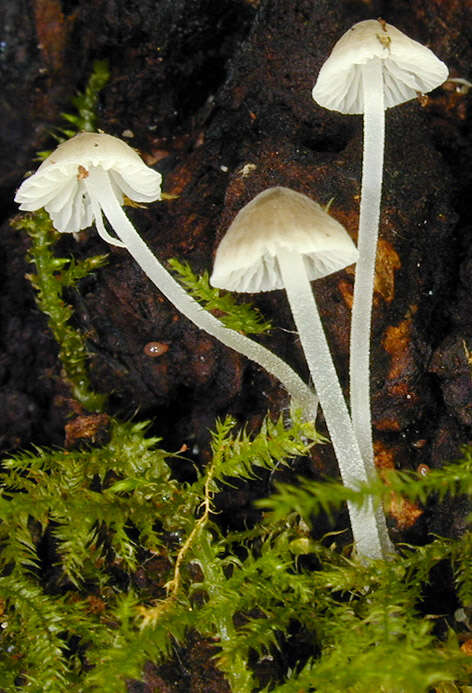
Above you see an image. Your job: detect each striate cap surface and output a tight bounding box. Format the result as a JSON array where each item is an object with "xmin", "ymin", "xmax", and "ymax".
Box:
[
  {"xmin": 15, "ymin": 132, "xmax": 162, "ymax": 233},
  {"xmin": 312, "ymin": 19, "xmax": 449, "ymax": 114},
  {"xmin": 210, "ymin": 187, "xmax": 358, "ymax": 293}
]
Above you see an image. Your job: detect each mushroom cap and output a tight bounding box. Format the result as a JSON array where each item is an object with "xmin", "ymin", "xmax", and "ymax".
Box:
[
  {"xmin": 312, "ymin": 19, "xmax": 449, "ymax": 114},
  {"xmin": 210, "ymin": 187, "xmax": 358, "ymax": 293},
  {"xmin": 14, "ymin": 132, "xmax": 162, "ymax": 233}
]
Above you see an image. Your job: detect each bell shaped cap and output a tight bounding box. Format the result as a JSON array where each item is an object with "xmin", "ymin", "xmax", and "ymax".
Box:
[
  {"xmin": 210, "ymin": 187, "xmax": 358, "ymax": 293},
  {"xmin": 15, "ymin": 132, "xmax": 162, "ymax": 234},
  {"xmin": 312, "ymin": 19, "xmax": 449, "ymax": 114}
]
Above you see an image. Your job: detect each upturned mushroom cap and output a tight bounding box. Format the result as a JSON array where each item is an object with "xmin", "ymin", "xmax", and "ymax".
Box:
[
  {"xmin": 312, "ymin": 19, "xmax": 449, "ymax": 114},
  {"xmin": 14, "ymin": 132, "xmax": 162, "ymax": 234},
  {"xmin": 210, "ymin": 187, "xmax": 358, "ymax": 293}
]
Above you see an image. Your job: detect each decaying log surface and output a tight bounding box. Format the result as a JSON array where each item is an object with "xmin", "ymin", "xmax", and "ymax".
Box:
[
  {"xmin": 1, "ymin": 0, "xmax": 472, "ymax": 683},
  {"xmin": 2, "ymin": 0, "xmax": 472, "ymax": 523}
]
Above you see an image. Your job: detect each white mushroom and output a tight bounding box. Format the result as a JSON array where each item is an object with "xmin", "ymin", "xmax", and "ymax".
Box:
[
  {"xmin": 312, "ymin": 19, "xmax": 448, "ymax": 470},
  {"xmin": 14, "ymin": 131, "xmax": 161, "ymax": 247},
  {"xmin": 15, "ymin": 132, "xmax": 318, "ymax": 419},
  {"xmin": 210, "ymin": 186, "xmax": 393, "ymax": 560}
]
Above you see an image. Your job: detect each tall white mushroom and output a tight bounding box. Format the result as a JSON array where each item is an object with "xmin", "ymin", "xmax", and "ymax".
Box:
[
  {"xmin": 210, "ymin": 186, "xmax": 393, "ymax": 560},
  {"xmin": 14, "ymin": 132, "xmax": 318, "ymax": 419},
  {"xmin": 312, "ymin": 19, "xmax": 448, "ymax": 470}
]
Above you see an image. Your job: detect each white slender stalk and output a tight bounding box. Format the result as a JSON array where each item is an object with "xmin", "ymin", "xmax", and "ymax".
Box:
[
  {"xmin": 84, "ymin": 167, "xmax": 318, "ymax": 420},
  {"xmin": 350, "ymin": 58, "xmax": 385, "ymax": 472},
  {"xmin": 278, "ymin": 248, "xmax": 392, "ymax": 560}
]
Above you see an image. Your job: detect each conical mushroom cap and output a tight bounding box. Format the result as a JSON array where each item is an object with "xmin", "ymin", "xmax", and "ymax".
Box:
[
  {"xmin": 15, "ymin": 132, "xmax": 162, "ymax": 233},
  {"xmin": 210, "ymin": 187, "xmax": 358, "ymax": 293},
  {"xmin": 312, "ymin": 19, "xmax": 449, "ymax": 114}
]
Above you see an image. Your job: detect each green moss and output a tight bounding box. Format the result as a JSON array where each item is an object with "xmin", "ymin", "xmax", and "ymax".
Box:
[
  {"xmin": 2, "ymin": 403, "xmax": 472, "ymax": 690},
  {"xmin": 169, "ymin": 257, "xmax": 272, "ymax": 335},
  {"xmin": 5, "ymin": 57, "xmax": 472, "ymax": 693},
  {"xmin": 11, "ymin": 58, "xmax": 112, "ymax": 411},
  {"xmin": 64, "ymin": 59, "xmax": 110, "ymax": 133},
  {"xmin": 37, "ymin": 59, "xmax": 110, "ymax": 159},
  {"xmin": 12, "ymin": 210, "xmax": 108, "ymax": 412}
]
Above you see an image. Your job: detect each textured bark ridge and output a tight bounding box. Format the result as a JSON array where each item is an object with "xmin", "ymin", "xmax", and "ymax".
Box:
[{"xmin": 2, "ymin": 0, "xmax": 472, "ymax": 573}]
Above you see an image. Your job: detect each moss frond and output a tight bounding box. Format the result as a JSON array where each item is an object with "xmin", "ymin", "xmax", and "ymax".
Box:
[
  {"xmin": 3, "ymin": 411, "xmax": 472, "ymax": 689},
  {"xmin": 6, "ymin": 54, "xmax": 472, "ymax": 690},
  {"xmin": 206, "ymin": 413, "xmax": 321, "ymax": 489},
  {"xmin": 12, "ymin": 210, "xmax": 108, "ymax": 412},
  {"xmin": 66, "ymin": 59, "xmax": 110, "ymax": 133},
  {"xmin": 0, "ymin": 420, "xmax": 179, "ymax": 583},
  {"xmin": 0, "ymin": 575, "xmax": 74, "ymax": 691},
  {"xmin": 169, "ymin": 257, "xmax": 272, "ymax": 335},
  {"xmin": 37, "ymin": 59, "xmax": 110, "ymax": 159},
  {"xmin": 258, "ymin": 449, "xmax": 472, "ymax": 526}
]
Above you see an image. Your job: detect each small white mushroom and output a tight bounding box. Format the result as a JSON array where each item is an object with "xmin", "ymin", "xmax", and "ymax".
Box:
[
  {"xmin": 15, "ymin": 131, "xmax": 161, "ymax": 247},
  {"xmin": 15, "ymin": 132, "xmax": 317, "ymax": 419},
  {"xmin": 210, "ymin": 186, "xmax": 393, "ymax": 561},
  {"xmin": 312, "ymin": 19, "xmax": 448, "ymax": 470}
]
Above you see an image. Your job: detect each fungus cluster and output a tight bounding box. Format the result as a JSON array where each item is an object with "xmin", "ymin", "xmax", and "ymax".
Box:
[
  {"xmin": 15, "ymin": 132, "xmax": 318, "ymax": 421},
  {"xmin": 14, "ymin": 17, "xmax": 449, "ymax": 563}
]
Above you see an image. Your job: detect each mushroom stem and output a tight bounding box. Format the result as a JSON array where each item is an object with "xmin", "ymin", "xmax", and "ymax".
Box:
[
  {"xmin": 84, "ymin": 167, "xmax": 318, "ymax": 419},
  {"xmin": 278, "ymin": 248, "xmax": 392, "ymax": 560},
  {"xmin": 349, "ymin": 57, "xmax": 385, "ymax": 471}
]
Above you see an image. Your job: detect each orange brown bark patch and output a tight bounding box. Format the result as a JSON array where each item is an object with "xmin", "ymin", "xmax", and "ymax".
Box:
[
  {"xmin": 374, "ymin": 441, "xmax": 396, "ymax": 472},
  {"xmin": 375, "ymin": 442, "xmax": 423, "ymax": 530},
  {"xmin": 375, "ymin": 417, "xmax": 402, "ymax": 432},
  {"xmin": 33, "ymin": 0, "xmax": 69, "ymax": 74},
  {"xmin": 387, "ymin": 493, "xmax": 424, "ymax": 530},
  {"xmin": 383, "ymin": 316, "xmax": 415, "ymax": 382},
  {"xmin": 338, "ymin": 279, "xmax": 354, "ymax": 309},
  {"xmin": 65, "ymin": 413, "xmax": 111, "ymax": 449},
  {"xmin": 374, "ymin": 239, "xmax": 401, "ymax": 305},
  {"xmin": 461, "ymin": 639, "xmax": 472, "ymax": 656}
]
